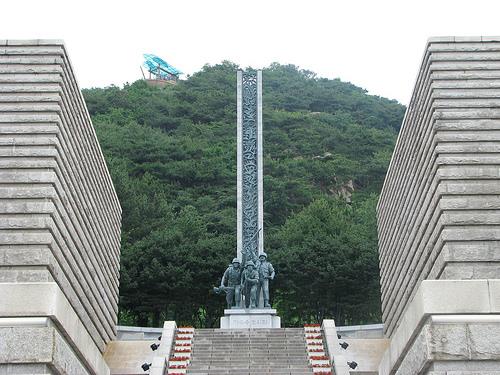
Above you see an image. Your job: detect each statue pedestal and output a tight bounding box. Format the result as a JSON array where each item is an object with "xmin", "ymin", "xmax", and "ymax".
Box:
[{"xmin": 220, "ymin": 308, "xmax": 281, "ymax": 329}]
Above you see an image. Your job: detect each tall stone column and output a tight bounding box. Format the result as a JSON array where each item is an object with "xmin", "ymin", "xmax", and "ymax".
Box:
[
  {"xmin": 220, "ymin": 70, "xmax": 280, "ymax": 328},
  {"xmin": 237, "ymin": 70, "xmax": 264, "ymax": 266}
]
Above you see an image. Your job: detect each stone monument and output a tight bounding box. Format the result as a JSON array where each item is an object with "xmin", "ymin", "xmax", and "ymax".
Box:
[{"xmin": 219, "ymin": 70, "xmax": 280, "ymax": 329}]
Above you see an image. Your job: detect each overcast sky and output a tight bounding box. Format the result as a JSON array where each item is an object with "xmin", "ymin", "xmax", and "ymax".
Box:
[{"xmin": 2, "ymin": 0, "xmax": 500, "ymax": 104}]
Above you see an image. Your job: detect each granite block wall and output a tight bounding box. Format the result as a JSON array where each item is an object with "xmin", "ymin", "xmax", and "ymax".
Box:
[
  {"xmin": 377, "ymin": 36, "xmax": 500, "ymax": 338},
  {"xmin": 0, "ymin": 40, "xmax": 121, "ymax": 374}
]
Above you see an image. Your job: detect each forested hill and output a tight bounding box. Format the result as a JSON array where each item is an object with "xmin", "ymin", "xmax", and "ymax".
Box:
[{"xmin": 82, "ymin": 62, "xmax": 405, "ymax": 328}]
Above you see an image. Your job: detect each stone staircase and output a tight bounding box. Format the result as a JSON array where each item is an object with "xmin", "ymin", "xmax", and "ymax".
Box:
[{"xmin": 185, "ymin": 328, "xmax": 314, "ymax": 375}]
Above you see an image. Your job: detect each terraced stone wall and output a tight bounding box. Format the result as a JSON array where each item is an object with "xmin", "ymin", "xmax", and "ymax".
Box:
[
  {"xmin": 377, "ymin": 37, "xmax": 500, "ymax": 338},
  {"xmin": 0, "ymin": 40, "xmax": 121, "ymax": 375}
]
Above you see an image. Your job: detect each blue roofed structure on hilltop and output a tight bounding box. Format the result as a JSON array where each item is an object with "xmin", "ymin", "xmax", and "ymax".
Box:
[{"xmin": 141, "ymin": 54, "xmax": 182, "ymax": 86}]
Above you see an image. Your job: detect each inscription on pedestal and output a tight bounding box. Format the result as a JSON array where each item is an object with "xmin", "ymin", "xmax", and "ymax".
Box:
[
  {"xmin": 220, "ymin": 309, "xmax": 281, "ymax": 329},
  {"xmin": 231, "ymin": 315, "xmax": 272, "ymax": 329}
]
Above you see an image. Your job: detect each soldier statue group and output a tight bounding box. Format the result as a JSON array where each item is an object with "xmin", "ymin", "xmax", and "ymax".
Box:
[{"xmin": 216, "ymin": 252, "xmax": 275, "ymax": 309}]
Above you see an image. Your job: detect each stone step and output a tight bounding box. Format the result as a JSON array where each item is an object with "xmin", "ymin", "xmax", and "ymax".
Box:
[
  {"xmin": 190, "ymin": 357, "xmax": 307, "ymax": 361},
  {"xmin": 193, "ymin": 338, "xmax": 306, "ymax": 340},
  {"xmin": 192, "ymin": 328, "xmax": 304, "ymax": 332},
  {"xmin": 191, "ymin": 356, "xmax": 306, "ymax": 360},
  {"xmin": 192, "ymin": 336, "xmax": 306, "ymax": 339},
  {"xmin": 192, "ymin": 348, "xmax": 308, "ymax": 351},
  {"xmin": 187, "ymin": 368, "xmax": 312, "ymax": 370},
  {"xmin": 191, "ymin": 353, "xmax": 306, "ymax": 356},
  {"xmin": 192, "ymin": 352, "xmax": 298, "ymax": 356},
  {"xmin": 192, "ymin": 337, "xmax": 306, "ymax": 340},
  {"xmin": 209, "ymin": 360, "xmax": 308, "ymax": 362},
  {"xmin": 190, "ymin": 359, "xmax": 308, "ymax": 363},
  {"xmin": 192, "ymin": 346, "xmax": 306, "ymax": 349},
  {"xmin": 187, "ymin": 369, "xmax": 313, "ymax": 373},
  {"xmin": 193, "ymin": 340, "xmax": 306, "ymax": 342},
  {"xmin": 192, "ymin": 335, "xmax": 306, "ymax": 338},
  {"xmin": 188, "ymin": 365, "xmax": 311, "ymax": 371},
  {"xmin": 190, "ymin": 355, "xmax": 307, "ymax": 359},
  {"xmin": 191, "ymin": 353, "xmax": 307, "ymax": 356},
  {"xmin": 193, "ymin": 332, "xmax": 305, "ymax": 338},
  {"xmin": 189, "ymin": 364, "xmax": 312, "ymax": 368},
  {"xmin": 187, "ymin": 369, "xmax": 313, "ymax": 375},
  {"xmin": 193, "ymin": 343, "xmax": 306, "ymax": 346},
  {"xmin": 191, "ymin": 348, "xmax": 308, "ymax": 353},
  {"xmin": 189, "ymin": 359, "xmax": 309, "ymax": 364},
  {"xmin": 192, "ymin": 343, "xmax": 306, "ymax": 346},
  {"xmin": 192, "ymin": 348, "xmax": 307, "ymax": 351},
  {"xmin": 183, "ymin": 328, "xmax": 314, "ymax": 375},
  {"xmin": 193, "ymin": 336, "xmax": 305, "ymax": 342},
  {"xmin": 192, "ymin": 344, "xmax": 306, "ymax": 346}
]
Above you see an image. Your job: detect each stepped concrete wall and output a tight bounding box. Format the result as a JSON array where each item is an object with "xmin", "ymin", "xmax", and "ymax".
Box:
[
  {"xmin": 0, "ymin": 40, "xmax": 121, "ymax": 375},
  {"xmin": 377, "ymin": 37, "xmax": 500, "ymax": 374}
]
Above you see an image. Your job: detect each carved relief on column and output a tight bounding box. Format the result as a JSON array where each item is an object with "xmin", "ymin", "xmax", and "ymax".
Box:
[{"xmin": 240, "ymin": 71, "xmax": 259, "ymax": 266}]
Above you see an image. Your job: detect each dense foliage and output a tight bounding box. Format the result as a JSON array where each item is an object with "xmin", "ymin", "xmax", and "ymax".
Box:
[{"xmin": 83, "ymin": 62, "xmax": 404, "ymax": 327}]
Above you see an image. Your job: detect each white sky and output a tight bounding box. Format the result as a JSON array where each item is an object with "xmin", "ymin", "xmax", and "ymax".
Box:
[{"xmin": 2, "ymin": 0, "xmax": 500, "ymax": 104}]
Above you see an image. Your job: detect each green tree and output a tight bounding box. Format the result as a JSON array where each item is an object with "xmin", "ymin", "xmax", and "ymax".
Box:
[
  {"xmin": 83, "ymin": 62, "xmax": 404, "ymax": 327},
  {"xmin": 269, "ymin": 196, "xmax": 381, "ymax": 326}
]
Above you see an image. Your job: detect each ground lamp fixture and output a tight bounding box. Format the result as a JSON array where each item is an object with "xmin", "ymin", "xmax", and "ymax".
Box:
[
  {"xmin": 348, "ymin": 361, "xmax": 358, "ymax": 369},
  {"xmin": 339, "ymin": 341, "xmax": 349, "ymax": 350}
]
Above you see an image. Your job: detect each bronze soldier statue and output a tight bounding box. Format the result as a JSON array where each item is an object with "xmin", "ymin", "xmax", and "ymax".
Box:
[
  {"xmin": 241, "ymin": 261, "xmax": 259, "ymax": 308},
  {"xmin": 219, "ymin": 258, "xmax": 242, "ymax": 308},
  {"xmin": 256, "ymin": 252, "xmax": 275, "ymax": 308}
]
